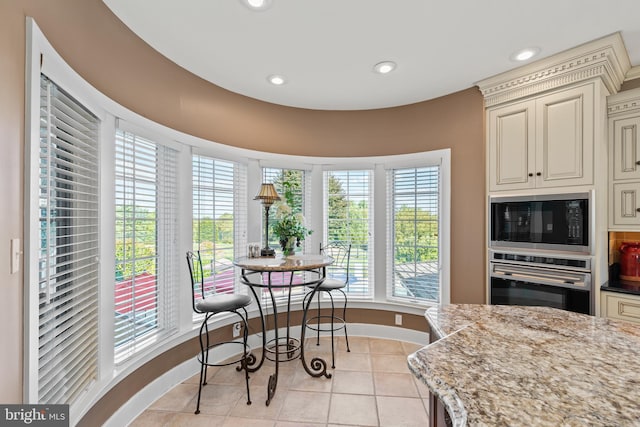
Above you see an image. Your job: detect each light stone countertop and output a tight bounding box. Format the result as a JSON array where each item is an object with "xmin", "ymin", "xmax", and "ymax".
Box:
[{"xmin": 407, "ymin": 304, "xmax": 640, "ymax": 427}]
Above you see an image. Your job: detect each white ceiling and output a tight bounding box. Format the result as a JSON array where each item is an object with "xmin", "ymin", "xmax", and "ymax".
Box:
[{"xmin": 103, "ymin": 0, "xmax": 640, "ymax": 111}]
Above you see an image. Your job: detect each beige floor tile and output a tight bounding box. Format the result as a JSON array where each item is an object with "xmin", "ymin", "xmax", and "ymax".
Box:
[
  {"xmin": 422, "ymin": 398, "xmax": 431, "ymax": 416},
  {"xmin": 371, "ymin": 353, "xmax": 411, "ymax": 373},
  {"xmin": 334, "ymin": 351, "xmax": 372, "ymax": 371},
  {"xmin": 129, "ymin": 409, "xmax": 176, "ymax": 427},
  {"xmin": 165, "ymin": 412, "xmax": 226, "ymax": 427},
  {"xmin": 275, "ymin": 422, "xmax": 324, "ymax": 427},
  {"xmin": 149, "ymin": 383, "xmax": 197, "ymax": 412},
  {"xmin": 373, "ymin": 372, "xmax": 420, "ymax": 397},
  {"xmin": 277, "ymin": 390, "xmax": 331, "ymax": 423},
  {"xmin": 288, "ymin": 366, "xmax": 333, "ymax": 392},
  {"xmin": 229, "ymin": 383, "xmax": 286, "ymax": 419},
  {"xmin": 369, "ymin": 338, "xmax": 405, "ymax": 354},
  {"xmin": 331, "ymin": 371, "xmax": 374, "ymax": 395},
  {"xmin": 401, "ymin": 341, "xmax": 426, "ymax": 355},
  {"xmin": 189, "ymin": 383, "xmax": 247, "ymax": 416},
  {"xmin": 413, "ymin": 376, "xmax": 431, "ymax": 399},
  {"xmin": 328, "ymin": 393, "xmax": 379, "ymax": 426},
  {"xmin": 339, "ymin": 336, "xmax": 370, "ymax": 353},
  {"xmin": 208, "ymin": 364, "xmax": 251, "ymax": 385},
  {"xmin": 300, "ymin": 348, "xmax": 334, "ymax": 368},
  {"xmin": 223, "ymin": 416, "xmax": 275, "ymax": 426},
  {"xmin": 376, "ymin": 396, "xmax": 429, "ymax": 427},
  {"xmin": 248, "ymin": 362, "xmax": 296, "ymax": 388}
]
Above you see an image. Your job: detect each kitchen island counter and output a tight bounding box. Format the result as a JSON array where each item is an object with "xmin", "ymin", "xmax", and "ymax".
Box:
[{"xmin": 407, "ymin": 304, "xmax": 640, "ymax": 426}]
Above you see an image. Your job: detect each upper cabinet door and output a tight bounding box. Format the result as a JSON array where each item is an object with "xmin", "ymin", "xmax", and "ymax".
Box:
[
  {"xmin": 536, "ymin": 85, "xmax": 594, "ymax": 188},
  {"xmin": 612, "ymin": 115, "xmax": 640, "ymax": 181},
  {"xmin": 488, "ymin": 100, "xmax": 536, "ymax": 192},
  {"xmin": 488, "ymin": 84, "xmax": 595, "ymax": 192}
]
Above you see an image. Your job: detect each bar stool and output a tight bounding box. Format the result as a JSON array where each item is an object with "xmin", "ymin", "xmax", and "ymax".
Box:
[
  {"xmin": 302, "ymin": 242, "xmax": 351, "ymax": 368},
  {"xmin": 186, "ymin": 250, "xmax": 252, "ymax": 414}
]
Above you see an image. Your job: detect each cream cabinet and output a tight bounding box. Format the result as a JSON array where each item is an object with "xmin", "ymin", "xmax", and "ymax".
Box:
[
  {"xmin": 488, "ymin": 84, "xmax": 594, "ymax": 192},
  {"xmin": 609, "ymin": 88, "xmax": 640, "ymax": 229},
  {"xmin": 601, "ymin": 291, "xmax": 640, "ymax": 325}
]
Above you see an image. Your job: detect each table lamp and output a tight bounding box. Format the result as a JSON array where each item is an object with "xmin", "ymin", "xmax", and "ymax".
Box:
[{"xmin": 254, "ymin": 183, "xmax": 281, "ymax": 257}]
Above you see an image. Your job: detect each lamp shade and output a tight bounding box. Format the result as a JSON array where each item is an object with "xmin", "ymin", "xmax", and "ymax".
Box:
[{"xmin": 254, "ymin": 183, "xmax": 281, "ymax": 205}]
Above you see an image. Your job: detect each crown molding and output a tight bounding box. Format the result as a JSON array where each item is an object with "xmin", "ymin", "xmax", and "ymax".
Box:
[
  {"xmin": 476, "ymin": 33, "xmax": 631, "ymax": 107},
  {"xmin": 607, "ymin": 86, "xmax": 640, "ymax": 117}
]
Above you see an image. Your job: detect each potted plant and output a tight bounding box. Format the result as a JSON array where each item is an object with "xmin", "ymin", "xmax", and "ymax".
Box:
[{"xmin": 272, "ymin": 203, "xmax": 312, "ymax": 256}]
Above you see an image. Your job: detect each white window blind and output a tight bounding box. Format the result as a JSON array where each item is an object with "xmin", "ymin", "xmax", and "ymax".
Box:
[
  {"xmin": 261, "ymin": 167, "xmax": 310, "ymax": 299},
  {"xmin": 38, "ymin": 74, "xmax": 100, "ymax": 404},
  {"xmin": 324, "ymin": 170, "xmax": 373, "ymax": 297},
  {"xmin": 114, "ymin": 128, "xmax": 179, "ymax": 363},
  {"xmin": 192, "ymin": 155, "xmax": 247, "ymax": 305},
  {"xmin": 387, "ymin": 166, "xmax": 440, "ymax": 303}
]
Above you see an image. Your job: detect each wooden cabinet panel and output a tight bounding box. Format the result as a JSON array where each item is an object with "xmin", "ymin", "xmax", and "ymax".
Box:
[
  {"xmin": 537, "ymin": 87, "xmax": 592, "ymax": 186},
  {"xmin": 612, "ymin": 182, "xmax": 640, "ymax": 226},
  {"xmin": 602, "ymin": 292, "xmax": 640, "ymax": 325},
  {"xmin": 488, "ymin": 101, "xmax": 535, "ymax": 191},
  {"xmin": 613, "ymin": 116, "xmax": 640, "ymax": 181}
]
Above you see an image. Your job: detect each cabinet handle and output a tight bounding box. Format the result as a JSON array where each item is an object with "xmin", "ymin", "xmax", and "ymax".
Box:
[
  {"xmin": 528, "ymin": 173, "xmax": 533, "ymax": 177},
  {"xmin": 636, "ymin": 208, "xmax": 640, "ymax": 213},
  {"xmin": 636, "ymin": 161, "xmax": 640, "ymax": 165},
  {"xmin": 536, "ymin": 172, "xmax": 542, "ymax": 176}
]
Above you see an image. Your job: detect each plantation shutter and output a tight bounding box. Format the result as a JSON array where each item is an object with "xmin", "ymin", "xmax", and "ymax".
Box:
[
  {"xmin": 324, "ymin": 170, "xmax": 374, "ymax": 297},
  {"xmin": 387, "ymin": 166, "xmax": 441, "ymax": 303},
  {"xmin": 38, "ymin": 74, "xmax": 100, "ymax": 404},
  {"xmin": 114, "ymin": 128, "xmax": 179, "ymax": 363}
]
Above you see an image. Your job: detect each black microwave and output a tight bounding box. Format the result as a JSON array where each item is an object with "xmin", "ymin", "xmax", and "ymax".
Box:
[{"xmin": 489, "ymin": 192, "xmax": 591, "ymax": 254}]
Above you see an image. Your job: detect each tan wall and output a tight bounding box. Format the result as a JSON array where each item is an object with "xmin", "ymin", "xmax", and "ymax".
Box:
[{"xmin": 0, "ymin": 0, "xmax": 486, "ymax": 407}]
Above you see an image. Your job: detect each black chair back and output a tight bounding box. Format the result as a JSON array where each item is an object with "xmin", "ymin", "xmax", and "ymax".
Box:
[
  {"xmin": 320, "ymin": 242, "xmax": 351, "ymax": 284},
  {"xmin": 186, "ymin": 250, "xmax": 206, "ymax": 313}
]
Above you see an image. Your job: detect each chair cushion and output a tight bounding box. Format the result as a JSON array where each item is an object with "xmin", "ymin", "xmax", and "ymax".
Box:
[
  {"xmin": 195, "ymin": 293, "xmax": 252, "ymax": 313},
  {"xmin": 311, "ymin": 278, "xmax": 346, "ymax": 291}
]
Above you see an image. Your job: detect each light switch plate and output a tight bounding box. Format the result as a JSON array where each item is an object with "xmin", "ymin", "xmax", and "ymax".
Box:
[{"xmin": 11, "ymin": 238, "xmax": 20, "ymax": 274}]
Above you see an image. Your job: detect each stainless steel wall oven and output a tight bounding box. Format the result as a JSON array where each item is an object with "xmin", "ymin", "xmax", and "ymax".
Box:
[{"xmin": 489, "ymin": 251, "xmax": 593, "ymax": 315}]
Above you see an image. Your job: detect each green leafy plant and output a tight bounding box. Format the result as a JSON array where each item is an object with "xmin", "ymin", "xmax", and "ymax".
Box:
[{"xmin": 272, "ymin": 203, "xmax": 312, "ymax": 253}]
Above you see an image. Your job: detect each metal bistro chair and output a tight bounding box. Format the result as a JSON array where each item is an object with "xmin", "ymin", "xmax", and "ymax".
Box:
[
  {"xmin": 186, "ymin": 251, "xmax": 252, "ymax": 414},
  {"xmin": 303, "ymin": 242, "xmax": 351, "ymax": 368}
]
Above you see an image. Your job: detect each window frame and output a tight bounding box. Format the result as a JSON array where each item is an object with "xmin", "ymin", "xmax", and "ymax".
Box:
[
  {"xmin": 323, "ymin": 169, "xmax": 374, "ymax": 299},
  {"xmin": 191, "ymin": 153, "xmax": 248, "ymax": 317},
  {"xmin": 113, "ymin": 127, "xmax": 180, "ymax": 364},
  {"xmin": 383, "ymin": 151, "xmax": 451, "ymax": 307}
]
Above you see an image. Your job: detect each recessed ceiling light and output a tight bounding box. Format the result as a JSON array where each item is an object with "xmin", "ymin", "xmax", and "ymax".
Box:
[
  {"xmin": 373, "ymin": 61, "xmax": 397, "ymax": 74},
  {"xmin": 510, "ymin": 47, "xmax": 540, "ymax": 62},
  {"xmin": 242, "ymin": 0, "xmax": 272, "ymax": 10},
  {"xmin": 268, "ymin": 75, "xmax": 286, "ymax": 85}
]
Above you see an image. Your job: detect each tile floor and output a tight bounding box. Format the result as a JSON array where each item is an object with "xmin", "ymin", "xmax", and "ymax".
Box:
[{"xmin": 130, "ymin": 336, "xmax": 431, "ymax": 427}]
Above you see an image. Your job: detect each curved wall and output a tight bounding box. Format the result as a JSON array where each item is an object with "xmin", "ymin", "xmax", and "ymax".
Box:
[{"xmin": 0, "ymin": 0, "xmax": 485, "ymax": 408}]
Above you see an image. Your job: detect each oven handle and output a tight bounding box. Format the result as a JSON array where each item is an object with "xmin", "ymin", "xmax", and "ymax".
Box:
[{"xmin": 490, "ymin": 263, "xmax": 591, "ymax": 290}]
